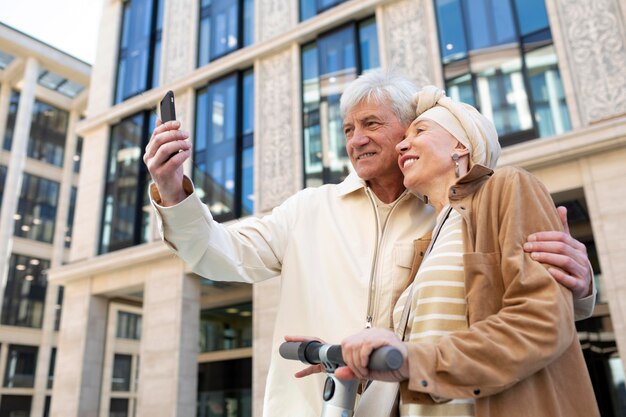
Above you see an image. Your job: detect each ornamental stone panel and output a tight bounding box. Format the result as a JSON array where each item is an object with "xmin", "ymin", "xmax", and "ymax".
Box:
[
  {"xmin": 552, "ymin": 0, "xmax": 626, "ymax": 124},
  {"xmin": 161, "ymin": 0, "xmax": 196, "ymax": 84},
  {"xmin": 258, "ymin": 0, "xmax": 296, "ymax": 42},
  {"xmin": 382, "ymin": 0, "xmax": 437, "ymax": 87},
  {"xmin": 257, "ymin": 48, "xmax": 298, "ymax": 212}
]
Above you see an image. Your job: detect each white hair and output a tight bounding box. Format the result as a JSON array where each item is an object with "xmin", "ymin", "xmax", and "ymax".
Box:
[{"xmin": 340, "ymin": 69, "xmax": 418, "ymax": 127}]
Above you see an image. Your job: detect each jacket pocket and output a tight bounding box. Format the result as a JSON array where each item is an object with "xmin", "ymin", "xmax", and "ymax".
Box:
[
  {"xmin": 391, "ymin": 243, "xmax": 416, "ymax": 317},
  {"xmin": 463, "ymin": 252, "xmax": 504, "ymax": 323}
]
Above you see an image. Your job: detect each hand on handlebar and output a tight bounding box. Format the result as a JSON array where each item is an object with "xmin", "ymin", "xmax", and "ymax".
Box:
[
  {"xmin": 336, "ymin": 328, "xmax": 409, "ymax": 382},
  {"xmin": 284, "ymin": 335, "xmax": 325, "ymax": 378}
]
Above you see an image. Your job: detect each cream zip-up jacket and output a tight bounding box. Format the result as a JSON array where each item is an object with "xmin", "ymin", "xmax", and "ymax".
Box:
[{"xmin": 151, "ymin": 172, "xmax": 435, "ymax": 417}]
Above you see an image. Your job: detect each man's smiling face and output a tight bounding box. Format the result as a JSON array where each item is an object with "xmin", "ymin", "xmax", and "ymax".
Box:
[{"xmin": 343, "ymin": 98, "xmax": 407, "ymax": 185}]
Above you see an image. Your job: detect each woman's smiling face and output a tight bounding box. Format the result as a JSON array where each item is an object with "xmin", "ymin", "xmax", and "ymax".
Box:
[{"xmin": 396, "ymin": 118, "xmax": 465, "ymax": 194}]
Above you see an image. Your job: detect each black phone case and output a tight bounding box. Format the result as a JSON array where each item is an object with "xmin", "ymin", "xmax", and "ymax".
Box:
[{"xmin": 160, "ymin": 90, "xmax": 176, "ymax": 122}]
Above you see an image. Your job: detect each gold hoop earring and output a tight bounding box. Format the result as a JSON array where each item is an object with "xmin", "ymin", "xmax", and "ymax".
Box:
[{"xmin": 452, "ymin": 153, "xmax": 460, "ymax": 178}]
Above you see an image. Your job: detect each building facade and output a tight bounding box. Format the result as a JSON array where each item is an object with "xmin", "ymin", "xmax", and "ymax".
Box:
[
  {"xmin": 1, "ymin": 0, "xmax": 625, "ymax": 416},
  {"xmin": 0, "ymin": 23, "xmax": 89, "ymax": 417}
]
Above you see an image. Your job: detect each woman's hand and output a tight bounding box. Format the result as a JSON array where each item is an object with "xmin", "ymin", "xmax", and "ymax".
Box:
[{"xmin": 335, "ymin": 328, "xmax": 409, "ymax": 382}]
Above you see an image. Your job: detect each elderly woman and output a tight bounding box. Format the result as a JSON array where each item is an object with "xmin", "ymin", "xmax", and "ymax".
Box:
[{"xmin": 336, "ymin": 86, "xmax": 599, "ymax": 417}]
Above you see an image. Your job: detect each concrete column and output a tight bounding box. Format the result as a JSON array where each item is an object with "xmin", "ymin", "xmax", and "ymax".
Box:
[
  {"xmin": 49, "ymin": 279, "xmax": 107, "ymax": 417},
  {"xmin": 0, "ymin": 57, "xmax": 39, "ymax": 318},
  {"xmin": 136, "ymin": 268, "xmax": 200, "ymax": 417}
]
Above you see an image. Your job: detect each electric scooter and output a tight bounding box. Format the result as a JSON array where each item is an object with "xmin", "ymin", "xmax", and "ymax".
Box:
[{"xmin": 280, "ymin": 341, "xmax": 402, "ymax": 417}]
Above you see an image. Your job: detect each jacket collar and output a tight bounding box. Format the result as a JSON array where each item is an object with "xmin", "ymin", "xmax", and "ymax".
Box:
[
  {"xmin": 448, "ymin": 164, "xmax": 494, "ymax": 202},
  {"xmin": 336, "ymin": 171, "xmax": 369, "ymax": 197}
]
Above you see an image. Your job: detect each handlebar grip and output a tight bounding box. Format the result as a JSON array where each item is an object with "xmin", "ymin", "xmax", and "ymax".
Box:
[
  {"xmin": 280, "ymin": 342, "xmax": 403, "ymax": 371},
  {"xmin": 279, "ymin": 342, "xmax": 302, "ymax": 361},
  {"xmin": 367, "ymin": 345, "xmax": 403, "ymax": 371}
]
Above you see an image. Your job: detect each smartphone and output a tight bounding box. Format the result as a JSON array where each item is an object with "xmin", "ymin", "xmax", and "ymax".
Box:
[{"xmin": 160, "ymin": 90, "xmax": 176, "ymax": 122}]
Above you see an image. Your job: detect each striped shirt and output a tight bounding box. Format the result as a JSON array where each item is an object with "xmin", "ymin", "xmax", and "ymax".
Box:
[{"xmin": 393, "ymin": 208, "xmax": 475, "ymax": 417}]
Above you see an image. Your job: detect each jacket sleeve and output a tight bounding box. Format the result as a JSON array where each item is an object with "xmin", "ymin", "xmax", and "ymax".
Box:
[
  {"xmin": 402, "ymin": 168, "xmax": 577, "ymax": 400},
  {"xmin": 150, "ymin": 177, "xmax": 298, "ymax": 283}
]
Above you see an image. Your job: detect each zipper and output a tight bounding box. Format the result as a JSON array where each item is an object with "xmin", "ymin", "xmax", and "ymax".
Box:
[{"xmin": 364, "ymin": 188, "xmax": 409, "ymax": 329}]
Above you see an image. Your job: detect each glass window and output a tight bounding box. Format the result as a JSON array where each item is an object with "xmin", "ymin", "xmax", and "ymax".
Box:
[
  {"xmin": 198, "ymin": 0, "xmax": 255, "ymax": 67},
  {"xmin": 0, "ymin": 50, "xmax": 14, "ymax": 69},
  {"xmin": 73, "ymin": 137, "xmax": 83, "ymax": 173},
  {"xmin": 100, "ymin": 111, "xmax": 153, "ymax": 254},
  {"xmin": 109, "ymin": 398, "xmax": 129, "ymax": 417},
  {"xmin": 111, "ymin": 354, "xmax": 132, "ymax": 391},
  {"xmin": 0, "ymin": 395, "xmax": 32, "ymax": 417},
  {"xmin": 0, "ymin": 165, "xmax": 6, "ymax": 210},
  {"xmin": 47, "ymin": 348, "xmax": 56, "ymax": 389},
  {"xmin": 1, "ymin": 254, "xmax": 50, "ymax": 328},
  {"xmin": 200, "ymin": 302, "xmax": 252, "ymax": 352},
  {"xmin": 3, "ymin": 92, "xmax": 69, "ymax": 167},
  {"xmin": 300, "ymin": 0, "xmax": 348, "ymax": 21},
  {"xmin": 3, "ymin": 345, "xmax": 38, "ymax": 388},
  {"xmin": 54, "ymin": 286, "xmax": 64, "ymax": 331},
  {"xmin": 435, "ymin": 0, "xmax": 570, "ymax": 145},
  {"xmin": 197, "ymin": 358, "xmax": 252, "ymax": 417},
  {"xmin": 64, "ymin": 186, "xmax": 77, "ymax": 249},
  {"xmin": 194, "ymin": 70, "xmax": 254, "ymax": 222},
  {"xmin": 38, "ymin": 70, "xmax": 85, "ymax": 98},
  {"xmin": 514, "ymin": 0, "xmax": 549, "ymax": 36},
  {"xmin": 13, "ymin": 173, "xmax": 60, "ymax": 243},
  {"xmin": 115, "ymin": 0, "xmax": 164, "ymax": 103},
  {"xmin": 2, "ymin": 90, "xmax": 19, "ymax": 151},
  {"xmin": 116, "ymin": 311, "xmax": 142, "ymax": 340},
  {"xmin": 301, "ymin": 18, "xmax": 380, "ymax": 187}
]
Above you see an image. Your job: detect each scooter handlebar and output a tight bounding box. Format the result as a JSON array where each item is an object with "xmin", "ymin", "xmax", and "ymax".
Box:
[{"xmin": 279, "ymin": 341, "xmax": 403, "ymax": 372}]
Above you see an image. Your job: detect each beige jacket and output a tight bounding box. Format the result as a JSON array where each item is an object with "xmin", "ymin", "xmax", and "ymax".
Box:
[
  {"xmin": 399, "ymin": 166, "xmax": 599, "ymax": 417},
  {"xmin": 151, "ymin": 172, "xmax": 435, "ymax": 417}
]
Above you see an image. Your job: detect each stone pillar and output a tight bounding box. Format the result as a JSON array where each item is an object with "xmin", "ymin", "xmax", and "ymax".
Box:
[
  {"xmin": 379, "ymin": 0, "xmax": 440, "ymax": 87},
  {"xmin": 256, "ymin": 47, "xmax": 301, "ymax": 212},
  {"xmin": 49, "ymin": 279, "xmax": 108, "ymax": 417},
  {"xmin": 136, "ymin": 266, "xmax": 200, "ymax": 417},
  {"xmin": 580, "ymin": 147, "xmax": 626, "ymax": 374},
  {"xmin": 0, "ymin": 57, "xmax": 39, "ymax": 317},
  {"xmin": 161, "ymin": 0, "xmax": 197, "ymax": 84},
  {"xmin": 257, "ymin": 0, "xmax": 297, "ymax": 42},
  {"xmin": 69, "ymin": 125, "xmax": 109, "ymax": 262}
]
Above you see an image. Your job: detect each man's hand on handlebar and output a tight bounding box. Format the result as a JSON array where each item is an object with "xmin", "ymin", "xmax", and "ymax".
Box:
[
  {"xmin": 284, "ymin": 335, "xmax": 325, "ymax": 378},
  {"xmin": 336, "ymin": 328, "xmax": 409, "ymax": 382}
]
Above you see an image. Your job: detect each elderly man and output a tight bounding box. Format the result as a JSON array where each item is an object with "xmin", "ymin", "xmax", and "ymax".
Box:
[{"xmin": 143, "ymin": 70, "xmax": 595, "ymax": 417}]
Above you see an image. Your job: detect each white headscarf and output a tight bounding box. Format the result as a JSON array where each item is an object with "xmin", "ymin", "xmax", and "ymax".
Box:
[{"xmin": 412, "ymin": 86, "xmax": 501, "ymax": 169}]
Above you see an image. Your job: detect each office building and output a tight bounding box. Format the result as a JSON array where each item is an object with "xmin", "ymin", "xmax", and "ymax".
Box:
[{"xmin": 2, "ymin": 0, "xmax": 626, "ymax": 416}]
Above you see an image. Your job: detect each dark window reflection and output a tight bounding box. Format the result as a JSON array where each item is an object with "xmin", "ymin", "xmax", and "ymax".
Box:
[
  {"xmin": 435, "ymin": 0, "xmax": 571, "ymax": 144},
  {"xmin": 0, "ymin": 395, "xmax": 32, "ymax": 417},
  {"xmin": 300, "ymin": 0, "xmax": 348, "ymax": 21},
  {"xmin": 197, "ymin": 358, "xmax": 252, "ymax": 417},
  {"xmin": 117, "ymin": 311, "xmax": 142, "ymax": 340},
  {"xmin": 112, "ymin": 354, "xmax": 132, "ymax": 391},
  {"xmin": 115, "ymin": 0, "xmax": 163, "ymax": 103},
  {"xmin": 200, "ymin": 302, "xmax": 252, "ymax": 352},
  {"xmin": 301, "ymin": 18, "xmax": 379, "ymax": 187},
  {"xmin": 109, "ymin": 398, "xmax": 129, "ymax": 417},
  {"xmin": 13, "ymin": 173, "xmax": 59, "ymax": 243},
  {"xmin": 198, "ymin": 0, "xmax": 254, "ymax": 67},
  {"xmin": 47, "ymin": 348, "xmax": 56, "ymax": 389},
  {"xmin": 100, "ymin": 111, "xmax": 153, "ymax": 253},
  {"xmin": 194, "ymin": 70, "xmax": 254, "ymax": 221},
  {"xmin": 1, "ymin": 254, "xmax": 50, "ymax": 328},
  {"xmin": 3, "ymin": 91, "xmax": 69, "ymax": 167},
  {"xmin": 0, "ymin": 165, "xmax": 6, "ymax": 210},
  {"xmin": 3, "ymin": 345, "xmax": 38, "ymax": 388}
]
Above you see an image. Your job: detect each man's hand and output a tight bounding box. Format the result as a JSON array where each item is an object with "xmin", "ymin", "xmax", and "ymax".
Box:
[
  {"xmin": 524, "ymin": 206, "xmax": 592, "ymax": 299},
  {"xmin": 143, "ymin": 119, "xmax": 191, "ymax": 206},
  {"xmin": 283, "ymin": 335, "xmax": 325, "ymax": 378}
]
